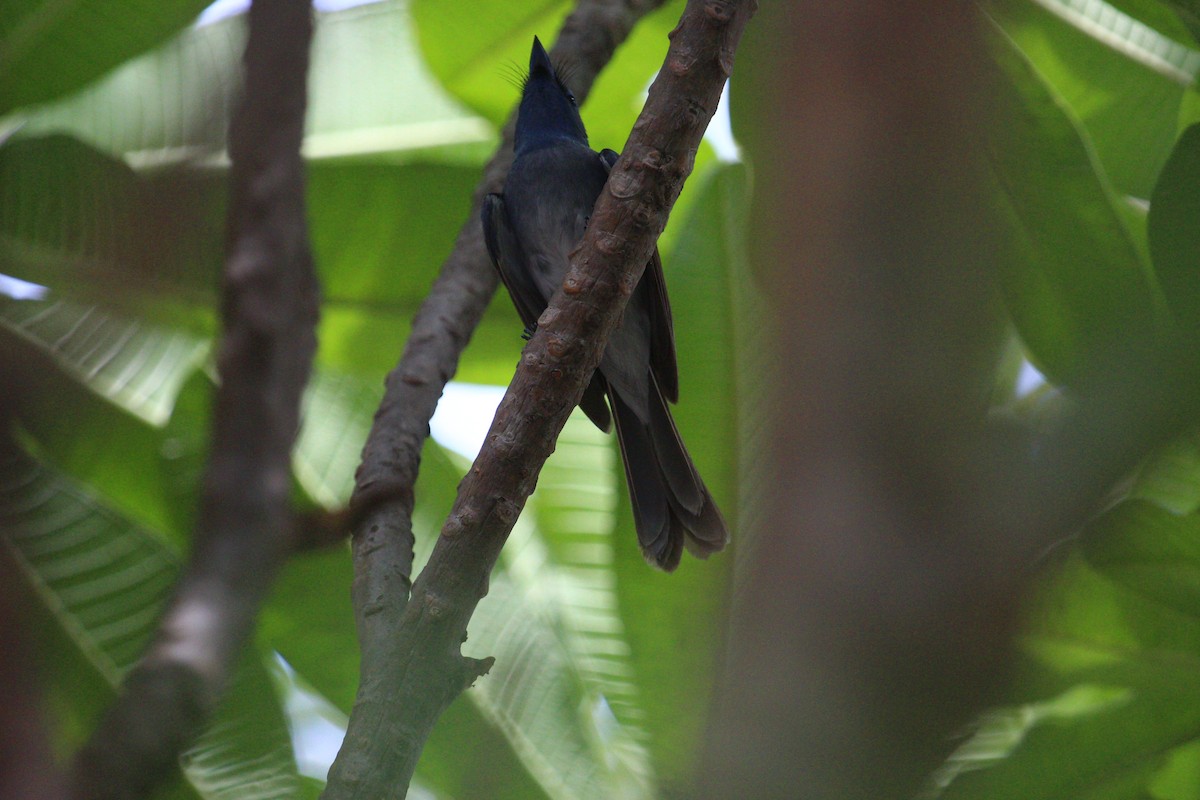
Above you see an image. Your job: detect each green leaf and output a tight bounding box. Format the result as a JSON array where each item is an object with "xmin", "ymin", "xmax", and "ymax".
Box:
[
  {"xmin": 1148, "ymin": 123, "xmax": 1200, "ymax": 336},
  {"xmin": 0, "ymin": 131, "xmax": 530, "ymax": 384},
  {"xmin": 1160, "ymin": 0, "xmax": 1200, "ymax": 44},
  {"xmin": 292, "ymin": 368, "xmax": 378, "ymax": 509},
  {"xmin": 305, "ymin": 1, "xmax": 491, "ymax": 162},
  {"xmin": 0, "ymin": 441, "xmax": 303, "ymax": 799},
  {"xmin": 990, "ymin": 0, "xmax": 1197, "ymax": 198},
  {"xmin": 475, "ymin": 414, "xmax": 657, "ymax": 798},
  {"xmin": 936, "ymin": 669, "xmax": 1199, "ymax": 799},
  {"xmin": 935, "ymin": 555, "xmax": 1200, "ymax": 799},
  {"xmin": 0, "ymin": 296, "xmax": 209, "ymax": 426},
  {"xmin": 410, "ymin": 0, "xmax": 570, "ymax": 125},
  {"xmin": 465, "ymin": 559, "xmax": 657, "ymax": 799},
  {"xmin": 1130, "ymin": 428, "xmax": 1200, "ymax": 515},
  {"xmin": 6, "ymin": 324, "xmax": 186, "ymax": 546},
  {"xmin": 410, "ymin": 437, "xmax": 565, "ymax": 800},
  {"xmin": 928, "ymin": 684, "xmax": 1139, "ymax": 798},
  {"xmin": 1082, "ymin": 499, "xmax": 1200, "ymax": 617},
  {"xmin": 0, "ymin": 131, "xmax": 529, "ymax": 388},
  {"xmin": 985, "ymin": 20, "xmax": 1163, "ymax": 388},
  {"xmin": 15, "ymin": 2, "xmax": 489, "ymax": 165},
  {"xmin": 0, "ymin": 135, "xmax": 222, "ymax": 315},
  {"xmin": 1107, "ymin": 0, "xmax": 1200, "ymax": 44},
  {"xmin": 0, "ymin": 0, "xmax": 212, "ymax": 114},
  {"xmin": 608, "ymin": 164, "xmax": 743, "ymax": 791}
]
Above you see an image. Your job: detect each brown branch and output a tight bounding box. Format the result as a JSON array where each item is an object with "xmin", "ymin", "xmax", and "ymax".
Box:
[
  {"xmin": 324, "ymin": 1, "xmax": 756, "ymax": 796},
  {"xmin": 67, "ymin": 2, "xmax": 318, "ymax": 798},
  {"xmin": 0, "ymin": 535, "xmax": 65, "ymax": 800}
]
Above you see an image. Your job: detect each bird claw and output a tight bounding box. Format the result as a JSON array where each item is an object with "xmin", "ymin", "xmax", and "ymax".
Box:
[{"xmin": 522, "ymin": 324, "xmax": 537, "ymax": 341}]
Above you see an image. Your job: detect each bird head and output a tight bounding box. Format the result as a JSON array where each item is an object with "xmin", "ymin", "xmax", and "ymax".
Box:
[{"xmin": 514, "ymin": 36, "xmax": 589, "ymax": 154}]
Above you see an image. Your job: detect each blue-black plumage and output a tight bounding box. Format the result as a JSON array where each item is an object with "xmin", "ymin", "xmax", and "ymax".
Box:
[{"xmin": 482, "ymin": 36, "xmax": 728, "ymax": 570}]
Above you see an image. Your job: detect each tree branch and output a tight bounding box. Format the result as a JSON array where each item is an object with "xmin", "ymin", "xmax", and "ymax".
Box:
[
  {"xmin": 68, "ymin": 2, "xmax": 318, "ymax": 797},
  {"xmin": 346, "ymin": 0, "xmax": 671, "ymax": 668},
  {"xmin": 325, "ymin": 0, "xmax": 756, "ymax": 795}
]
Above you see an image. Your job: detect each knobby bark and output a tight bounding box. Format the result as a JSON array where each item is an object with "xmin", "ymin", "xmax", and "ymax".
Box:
[
  {"xmin": 324, "ymin": 1, "xmax": 756, "ymax": 796},
  {"xmin": 68, "ymin": 1, "xmax": 319, "ymax": 797}
]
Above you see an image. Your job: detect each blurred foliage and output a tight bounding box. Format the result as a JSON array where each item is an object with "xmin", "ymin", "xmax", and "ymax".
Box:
[
  {"xmin": 5, "ymin": 0, "xmax": 1200, "ymax": 797},
  {"xmin": 931, "ymin": 2, "xmax": 1200, "ymax": 798}
]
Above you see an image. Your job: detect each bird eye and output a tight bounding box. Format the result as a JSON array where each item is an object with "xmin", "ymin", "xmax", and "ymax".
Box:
[{"xmin": 567, "ymin": 91, "xmax": 577, "ymax": 104}]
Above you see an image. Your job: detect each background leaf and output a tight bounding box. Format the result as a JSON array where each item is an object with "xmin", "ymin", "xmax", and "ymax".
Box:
[
  {"xmin": 935, "ymin": 554, "xmax": 1200, "ymax": 800},
  {"xmin": 984, "ymin": 18, "xmax": 1163, "ymax": 388},
  {"xmin": 0, "ymin": 441, "xmax": 303, "ymax": 799},
  {"xmin": 0, "ymin": 0, "xmax": 213, "ymax": 114},
  {"xmin": 1148, "ymin": 123, "xmax": 1200, "ymax": 336},
  {"xmin": 13, "ymin": 3, "xmax": 491, "ymax": 166}
]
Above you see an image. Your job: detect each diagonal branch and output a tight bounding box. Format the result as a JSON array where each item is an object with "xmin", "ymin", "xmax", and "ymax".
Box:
[
  {"xmin": 325, "ymin": 0, "xmax": 756, "ymax": 796},
  {"xmin": 67, "ymin": 2, "xmax": 319, "ymax": 797}
]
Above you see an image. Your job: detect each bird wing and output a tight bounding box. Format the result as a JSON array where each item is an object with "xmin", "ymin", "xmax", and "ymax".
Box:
[
  {"xmin": 483, "ymin": 192, "xmax": 544, "ymax": 332},
  {"xmin": 483, "ymin": 189, "xmax": 613, "ymax": 431},
  {"xmin": 597, "ymin": 149, "xmax": 679, "ymax": 403}
]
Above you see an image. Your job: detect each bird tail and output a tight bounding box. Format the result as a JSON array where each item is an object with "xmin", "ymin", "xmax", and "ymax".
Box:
[{"xmin": 609, "ymin": 377, "xmax": 729, "ymax": 571}]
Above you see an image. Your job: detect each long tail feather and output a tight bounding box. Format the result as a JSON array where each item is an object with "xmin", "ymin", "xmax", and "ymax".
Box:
[{"xmin": 609, "ymin": 383, "xmax": 729, "ymax": 570}]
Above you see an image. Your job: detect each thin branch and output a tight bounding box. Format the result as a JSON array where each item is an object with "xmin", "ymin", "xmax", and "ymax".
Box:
[
  {"xmin": 324, "ymin": 0, "xmax": 756, "ymax": 796},
  {"xmin": 67, "ymin": 2, "xmax": 318, "ymax": 797}
]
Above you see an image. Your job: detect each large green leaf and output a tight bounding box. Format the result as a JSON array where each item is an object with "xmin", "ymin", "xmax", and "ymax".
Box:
[
  {"xmin": 411, "ymin": 0, "xmax": 568, "ymax": 126},
  {"xmin": 0, "ymin": 296, "xmax": 209, "ymax": 426},
  {"xmin": 1106, "ymin": 0, "xmax": 1200, "ymax": 43},
  {"xmin": 1129, "ymin": 427, "xmax": 1200, "ymax": 515},
  {"xmin": 1083, "ymin": 499, "xmax": 1200, "ymax": 618},
  {"xmin": 0, "ymin": 0, "xmax": 212, "ymax": 114},
  {"xmin": 0, "ymin": 133, "xmax": 528, "ymax": 381},
  {"xmin": 991, "ymin": 0, "xmax": 1198, "ymax": 198},
  {"xmin": 0, "ymin": 135, "xmax": 222, "ymax": 316},
  {"xmin": 14, "ymin": 2, "xmax": 489, "ymax": 165},
  {"xmin": 477, "ymin": 414, "xmax": 657, "ymax": 798},
  {"xmin": 0, "ymin": 135, "xmax": 458, "ymax": 305},
  {"xmin": 1148, "ymin": 123, "xmax": 1200, "ymax": 336},
  {"xmin": 0, "ymin": 135, "xmax": 511, "ymax": 393},
  {"xmin": 0, "ymin": 441, "xmax": 303, "ymax": 799},
  {"xmin": 985, "ymin": 20, "xmax": 1163, "ymax": 388},
  {"xmin": 1160, "ymin": 0, "xmax": 1200, "ymax": 43},
  {"xmin": 935, "ymin": 555, "xmax": 1200, "ymax": 799},
  {"xmin": 606, "ymin": 164, "xmax": 743, "ymax": 792},
  {"xmin": 1084, "ymin": 496, "xmax": 1200, "ymax": 618},
  {"xmin": 305, "ymin": 1, "xmax": 491, "ymax": 161},
  {"xmin": 3, "ymin": 317, "xmax": 188, "ymax": 544}
]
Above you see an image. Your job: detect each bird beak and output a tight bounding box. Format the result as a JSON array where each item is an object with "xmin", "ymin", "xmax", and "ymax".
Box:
[{"xmin": 529, "ymin": 36, "xmax": 554, "ymax": 76}]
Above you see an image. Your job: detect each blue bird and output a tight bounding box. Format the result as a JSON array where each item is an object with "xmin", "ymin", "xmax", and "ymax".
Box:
[{"xmin": 482, "ymin": 36, "xmax": 728, "ymax": 570}]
